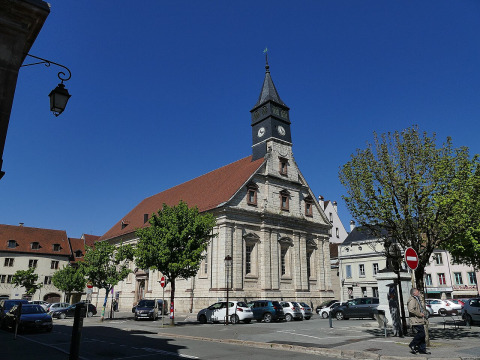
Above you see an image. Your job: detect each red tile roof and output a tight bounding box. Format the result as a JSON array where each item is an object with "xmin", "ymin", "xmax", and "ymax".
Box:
[
  {"xmin": 83, "ymin": 234, "xmax": 100, "ymax": 247},
  {"xmin": 0, "ymin": 224, "xmax": 71, "ymax": 256},
  {"xmin": 100, "ymin": 155, "xmax": 265, "ymax": 241}
]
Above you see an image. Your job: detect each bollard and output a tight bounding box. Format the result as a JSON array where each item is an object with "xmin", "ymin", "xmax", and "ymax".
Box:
[
  {"xmin": 69, "ymin": 303, "xmax": 86, "ymax": 360},
  {"xmin": 384, "ymin": 316, "xmax": 387, "ymax": 338},
  {"xmin": 328, "ymin": 310, "xmax": 333, "ymax": 328}
]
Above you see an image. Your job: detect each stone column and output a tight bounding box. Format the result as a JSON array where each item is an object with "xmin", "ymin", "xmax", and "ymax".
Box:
[
  {"xmin": 232, "ymin": 225, "xmax": 243, "ymax": 290},
  {"xmin": 271, "ymin": 229, "xmax": 280, "ymax": 290},
  {"xmin": 260, "ymin": 223, "xmax": 272, "ymax": 290},
  {"xmin": 299, "ymin": 232, "xmax": 308, "ymax": 290},
  {"xmin": 293, "ymin": 232, "xmax": 302, "ymax": 290}
]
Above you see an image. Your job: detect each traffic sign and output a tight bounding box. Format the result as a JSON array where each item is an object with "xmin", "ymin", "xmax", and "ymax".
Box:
[
  {"xmin": 405, "ymin": 247, "xmax": 419, "ymax": 270},
  {"xmin": 160, "ymin": 276, "xmax": 166, "ymax": 288},
  {"xmin": 87, "ymin": 282, "xmax": 93, "ymax": 289}
]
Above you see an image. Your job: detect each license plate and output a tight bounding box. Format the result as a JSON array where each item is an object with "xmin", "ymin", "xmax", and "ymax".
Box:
[{"xmin": 139, "ymin": 314, "xmax": 148, "ymax": 317}]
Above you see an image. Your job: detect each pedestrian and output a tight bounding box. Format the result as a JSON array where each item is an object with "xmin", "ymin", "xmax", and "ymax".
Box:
[
  {"xmin": 407, "ymin": 288, "xmax": 430, "ymax": 355},
  {"xmin": 387, "ymin": 284, "xmax": 402, "ymax": 337}
]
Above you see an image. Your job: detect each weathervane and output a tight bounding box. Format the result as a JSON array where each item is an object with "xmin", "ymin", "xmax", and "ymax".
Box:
[{"xmin": 263, "ymin": 47, "xmax": 269, "ymax": 72}]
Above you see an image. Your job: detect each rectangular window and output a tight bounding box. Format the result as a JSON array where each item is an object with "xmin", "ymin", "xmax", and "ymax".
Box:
[
  {"xmin": 281, "ymin": 195, "xmax": 289, "ymax": 211},
  {"xmin": 372, "ymin": 287, "xmax": 379, "ymax": 298},
  {"xmin": 468, "ymin": 272, "xmax": 477, "ymax": 285},
  {"xmin": 425, "ymin": 274, "xmax": 433, "ymax": 286},
  {"xmin": 361, "ymin": 287, "xmax": 367, "ymax": 297},
  {"xmin": 306, "ymin": 251, "xmax": 312, "ymax": 279},
  {"xmin": 329, "ymin": 212, "xmax": 333, "ymax": 222},
  {"xmin": 438, "ymin": 273, "xmax": 446, "ymax": 285},
  {"xmin": 359, "ymin": 264, "xmax": 365, "ymax": 277},
  {"xmin": 281, "ymin": 248, "xmax": 288, "ymax": 276},
  {"xmin": 246, "ymin": 245, "xmax": 252, "ymax": 275},
  {"xmin": 305, "ymin": 202, "xmax": 313, "ymax": 216},
  {"xmin": 434, "ymin": 253, "xmax": 443, "ymax": 265},
  {"xmin": 454, "ymin": 272, "xmax": 463, "ymax": 285},
  {"xmin": 51, "ymin": 260, "xmax": 59, "ymax": 270},
  {"xmin": 204, "ymin": 251, "xmax": 208, "ymax": 274},
  {"xmin": 4, "ymin": 258, "xmax": 14, "ymax": 267},
  {"xmin": 279, "ymin": 158, "xmax": 288, "ymax": 175},
  {"xmin": 44, "ymin": 276, "xmax": 52, "ymax": 285},
  {"xmin": 7, "ymin": 240, "xmax": 16, "ymax": 248},
  {"xmin": 335, "ymin": 227, "xmax": 339, "ymax": 237},
  {"xmin": 7, "ymin": 275, "xmax": 12, "ymax": 283},
  {"xmin": 53, "ymin": 244, "xmax": 61, "ymax": 251},
  {"xmin": 247, "ymin": 189, "xmax": 257, "ymax": 205},
  {"xmin": 28, "ymin": 259, "xmax": 38, "ymax": 268},
  {"xmin": 0, "ymin": 275, "xmax": 5, "ymax": 283},
  {"xmin": 373, "ymin": 263, "xmax": 379, "ymax": 276},
  {"xmin": 348, "ymin": 287, "xmax": 354, "ymax": 299},
  {"xmin": 346, "ymin": 265, "xmax": 352, "ymax": 278},
  {"xmin": 31, "ymin": 242, "xmax": 40, "ymax": 250}
]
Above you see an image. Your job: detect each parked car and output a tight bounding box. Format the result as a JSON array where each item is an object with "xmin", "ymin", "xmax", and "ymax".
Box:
[
  {"xmin": 316, "ymin": 299, "xmax": 339, "ymax": 314},
  {"xmin": 2, "ymin": 304, "xmax": 52, "ymax": 333},
  {"xmin": 51, "ymin": 302, "xmax": 97, "ymax": 319},
  {"xmin": 197, "ymin": 301, "xmax": 253, "ymax": 324},
  {"xmin": 0, "ymin": 299, "xmax": 29, "ymax": 327},
  {"xmin": 425, "ymin": 299, "xmax": 455, "ymax": 317},
  {"xmin": 450, "ymin": 299, "xmax": 465, "ymax": 308},
  {"xmin": 297, "ymin": 302, "xmax": 313, "ymax": 320},
  {"xmin": 247, "ymin": 300, "xmax": 285, "ymax": 323},
  {"xmin": 29, "ymin": 300, "xmax": 50, "ymax": 311},
  {"xmin": 3, "ymin": 302, "xmax": 53, "ymax": 332},
  {"xmin": 331, "ymin": 297, "xmax": 379, "ymax": 320},
  {"xmin": 280, "ymin": 301, "xmax": 303, "ymax": 321},
  {"xmin": 462, "ymin": 298, "xmax": 480, "ymax": 325},
  {"xmin": 319, "ymin": 301, "xmax": 345, "ymax": 319},
  {"xmin": 445, "ymin": 300, "xmax": 462, "ymax": 314},
  {"xmin": 47, "ymin": 302, "xmax": 70, "ymax": 313},
  {"xmin": 132, "ymin": 299, "xmax": 158, "ymax": 321},
  {"xmin": 156, "ymin": 299, "xmax": 169, "ymax": 315}
]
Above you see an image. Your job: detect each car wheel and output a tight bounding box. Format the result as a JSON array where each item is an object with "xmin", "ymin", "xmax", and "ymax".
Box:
[
  {"xmin": 87, "ymin": 311, "xmax": 93, "ymax": 318},
  {"xmin": 263, "ymin": 312, "xmax": 272, "ymax": 323},
  {"xmin": 285, "ymin": 314, "xmax": 293, "ymax": 322},
  {"xmin": 335, "ymin": 312, "xmax": 345, "ymax": 320},
  {"xmin": 305, "ymin": 317, "xmax": 311, "ymax": 320},
  {"xmin": 230, "ymin": 315, "xmax": 239, "ymax": 324},
  {"xmin": 59, "ymin": 313, "xmax": 66, "ymax": 319},
  {"xmin": 321, "ymin": 312, "xmax": 328, "ymax": 319},
  {"xmin": 439, "ymin": 308, "xmax": 447, "ymax": 317},
  {"xmin": 198, "ymin": 314, "xmax": 207, "ymax": 324},
  {"xmin": 243, "ymin": 319, "xmax": 251, "ymax": 324}
]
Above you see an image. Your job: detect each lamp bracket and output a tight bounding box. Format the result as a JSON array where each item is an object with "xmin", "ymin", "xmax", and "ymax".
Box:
[{"xmin": 21, "ymin": 54, "xmax": 72, "ymax": 83}]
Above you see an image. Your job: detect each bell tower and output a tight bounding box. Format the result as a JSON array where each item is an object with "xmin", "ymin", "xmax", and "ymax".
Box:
[{"xmin": 250, "ymin": 56, "xmax": 291, "ymax": 161}]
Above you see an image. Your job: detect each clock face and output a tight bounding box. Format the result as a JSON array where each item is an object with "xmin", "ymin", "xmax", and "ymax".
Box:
[
  {"xmin": 257, "ymin": 127, "xmax": 266, "ymax": 138},
  {"xmin": 277, "ymin": 125, "xmax": 286, "ymax": 136}
]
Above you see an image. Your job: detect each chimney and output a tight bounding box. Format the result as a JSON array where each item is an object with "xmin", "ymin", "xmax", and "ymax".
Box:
[
  {"xmin": 19, "ymin": 222, "xmax": 24, "ymax": 227},
  {"xmin": 350, "ymin": 220, "xmax": 356, "ymax": 232},
  {"xmin": 318, "ymin": 195, "xmax": 324, "ymax": 210},
  {"xmin": 332, "ymin": 201, "xmax": 337, "ymax": 213}
]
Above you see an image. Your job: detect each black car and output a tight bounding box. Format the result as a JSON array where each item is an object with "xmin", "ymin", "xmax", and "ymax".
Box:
[
  {"xmin": 0, "ymin": 299, "xmax": 29, "ymax": 327},
  {"xmin": 331, "ymin": 297, "xmax": 379, "ymax": 320},
  {"xmin": 51, "ymin": 302, "xmax": 97, "ymax": 319},
  {"xmin": 3, "ymin": 304, "xmax": 53, "ymax": 333},
  {"xmin": 132, "ymin": 299, "xmax": 158, "ymax": 320}
]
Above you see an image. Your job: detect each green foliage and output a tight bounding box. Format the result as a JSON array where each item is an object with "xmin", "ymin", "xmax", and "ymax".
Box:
[
  {"xmin": 135, "ymin": 201, "xmax": 216, "ymax": 324},
  {"xmin": 12, "ymin": 268, "xmax": 43, "ymax": 295},
  {"xmin": 52, "ymin": 265, "xmax": 86, "ymax": 294},
  {"xmin": 339, "ymin": 126, "xmax": 480, "ymax": 286},
  {"xmin": 81, "ymin": 241, "xmax": 134, "ymax": 320}
]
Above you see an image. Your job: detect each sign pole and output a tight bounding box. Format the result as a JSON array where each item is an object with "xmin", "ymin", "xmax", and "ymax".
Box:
[{"xmin": 162, "ymin": 286, "xmax": 165, "ymax": 328}]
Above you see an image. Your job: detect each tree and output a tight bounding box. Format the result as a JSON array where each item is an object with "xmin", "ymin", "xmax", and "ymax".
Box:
[
  {"xmin": 52, "ymin": 265, "xmax": 87, "ymax": 303},
  {"xmin": 135, "ymin": 201, "xmax": 216, "ymax": 325},
  {"xmin": 339, "ymin": 126, "xmax": 480, "ymax": 290},
  {"xmin": 12, "ymin": 267, "xmax": 43, "ymax": 296},
  {"xmin": 81, "ymin": 241, "xmax": 134, "ymax": 321}
]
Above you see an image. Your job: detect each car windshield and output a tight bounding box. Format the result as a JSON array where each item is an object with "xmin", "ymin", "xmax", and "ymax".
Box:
[
  {"xmin": 137, "ymin": 300, "xmax": 155, "ymax": 307},
  {"xmin": 300, "ymin": 302, "xmax": 309, "ymax": 307},
  {"xmin": 236, "ymin": 302, "xmax": 248, "ymax": 307},
  {"xmin": 21, "ymin": 305, "xmax": 46, "ymax": 314}
]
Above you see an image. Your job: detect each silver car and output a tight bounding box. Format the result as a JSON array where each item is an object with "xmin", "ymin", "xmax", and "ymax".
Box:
[
  {"xmin": 280, "ymin": 301, "xmax": 303, "ymax": 321},
  {"xmin": 462, "ymin": 298, "xmax": 480, "ymax": 325},
  {"xmin": 47, "ymin": 302, "xmax": 70, "ymax": 314},
  {"xmin": 298, "ymin": 302, "xmax": 313, "ymax": 320}
]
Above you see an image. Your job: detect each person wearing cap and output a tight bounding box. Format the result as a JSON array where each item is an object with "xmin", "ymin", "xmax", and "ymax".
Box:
[{"xmin": 407, "ymin": 288, "xmax": 430, "ymax": 355}]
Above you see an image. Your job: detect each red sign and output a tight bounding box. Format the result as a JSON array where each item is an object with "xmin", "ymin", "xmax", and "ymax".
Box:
[
  {"xmin": 87, "ymin": 282, "xmax": 93, "ymax": 289},
  {"xmin": 160, "ymin": 276, "xmax": 166, "ymax": 288},
  {"xmin": 405, "ymin": 247, "xmax": 419, "ymax": 270}
]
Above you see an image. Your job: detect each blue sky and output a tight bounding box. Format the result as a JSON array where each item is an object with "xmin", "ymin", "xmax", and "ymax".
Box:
[{"xmin": 2, "ymin": 1, "xmax": 480, "ymax": 238}]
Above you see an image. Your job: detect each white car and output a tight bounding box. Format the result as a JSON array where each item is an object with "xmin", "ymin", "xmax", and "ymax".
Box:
[
  {"xmin": 445, "ymin": 300, "xmax": 462, "ymax": 314},
  {"xmin": 197, "ymin": 301, "xmax": 253, "ymax": 324},
  {"xmin": 319, "ymin": 301, "xmax": 344, "ymax": 319},
  {"xmin": 425, "ymin": 299, "xmax": 455, "ymax": 316},
  {"xmin": 29, "ymin": 300, "xmax": 50, "ymax": 311}
]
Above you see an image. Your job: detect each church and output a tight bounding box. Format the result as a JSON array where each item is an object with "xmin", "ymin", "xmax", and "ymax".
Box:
[{"xmin": 98, "ymin": 59, "xmax": 334, "ymax": 313}]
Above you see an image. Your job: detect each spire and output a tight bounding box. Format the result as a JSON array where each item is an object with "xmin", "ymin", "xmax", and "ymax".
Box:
[{"xmin": 252, "ymin": 51, "xmax": 287, "ymax": 109}]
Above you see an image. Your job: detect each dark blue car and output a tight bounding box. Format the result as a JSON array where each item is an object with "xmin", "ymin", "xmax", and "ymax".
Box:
[
  {"xmin": 3, "ymin": 304, "xmax": 53, "ymax": 332},
  {"xmin": 0, "ymin": 299, "xmax": 29, "ymax": 327}
]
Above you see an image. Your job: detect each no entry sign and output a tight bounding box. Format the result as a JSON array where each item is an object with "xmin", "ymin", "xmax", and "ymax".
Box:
[
  {"xmin": 405, "ymin": 247, "xmax": 419, "ymax": 270},
  {"xmin": 160, "ymin": 276, "xmax": 166, "ymax": 288}
]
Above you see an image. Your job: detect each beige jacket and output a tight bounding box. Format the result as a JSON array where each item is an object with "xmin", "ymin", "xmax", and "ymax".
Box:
[{"xmin": 407, "ymin": 295, "xmax": 425, "ymax": 325}]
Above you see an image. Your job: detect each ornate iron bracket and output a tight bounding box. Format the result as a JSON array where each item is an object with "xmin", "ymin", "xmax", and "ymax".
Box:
[{"xmin": 21, "ymin": 54, "xmax": 71, "ymax": 83}]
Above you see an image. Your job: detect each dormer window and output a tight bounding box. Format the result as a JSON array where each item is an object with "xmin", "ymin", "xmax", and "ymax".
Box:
[
  {"xmin": 121, "ymin": 220, "xmax": 129, "ymax": 229},
  {"xmin": 280, "ymin": 190, "xmax": 290, "ymax": 211},
  {"xmin": 53, "ymin": 244, "xmax": 61, "ymax": 251},
  {"xmin": 75, "ymin": 250, "xmax": 83, "ymax": 258},
  {"xmin": 304, "ymin": 195, "xmax": 313, "ymax": 217},
  {"xmin": 279, "ymin": 157, "xmax": 288, "ymax": 176},
  {"xmin": 246, "ymin": 182, "xmax": 258, "ymax": 206},
  {"xmin": 7, "ymin": 240, "xmax": 17, "ymax": 248},
  {"xmin": 31, "ymin": 242, "xmax": 40, "ymax": 250}
]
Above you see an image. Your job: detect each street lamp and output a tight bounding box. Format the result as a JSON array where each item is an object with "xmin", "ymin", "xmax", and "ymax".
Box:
[
  {"xmin": 21, "ymin": 54, "xmax": 72, "ymax": 116},
  {"xmin": 224, "ymin": 255, "xmax": 232, "ymax": 325}
]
